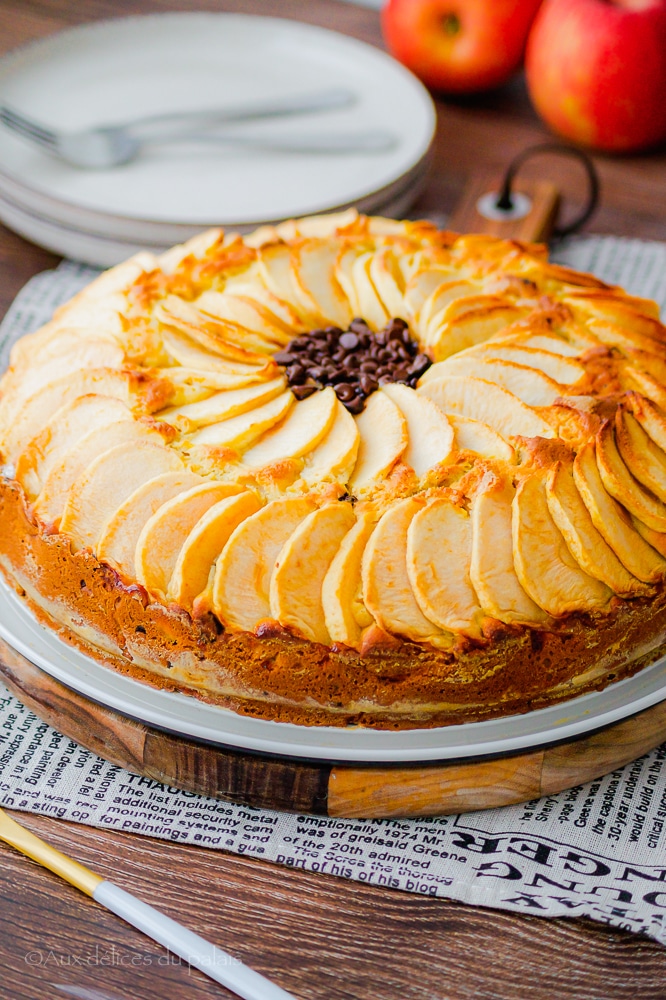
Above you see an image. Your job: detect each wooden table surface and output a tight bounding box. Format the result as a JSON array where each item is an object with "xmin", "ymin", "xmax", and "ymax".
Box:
[{"xmin": 1, "ymin": 2, "xmax": 666, "ymax": 998}]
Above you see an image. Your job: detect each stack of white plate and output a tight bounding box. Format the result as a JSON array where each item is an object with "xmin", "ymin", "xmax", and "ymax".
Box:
[{"xmin": 0, "ymin": 13, "xmax": 436, "ymax": 267}]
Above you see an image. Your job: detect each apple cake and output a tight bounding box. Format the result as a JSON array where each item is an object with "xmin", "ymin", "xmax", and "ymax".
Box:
[{"xmin": 2, "ymin": 210, "xmax": 666, "ymax": 729}]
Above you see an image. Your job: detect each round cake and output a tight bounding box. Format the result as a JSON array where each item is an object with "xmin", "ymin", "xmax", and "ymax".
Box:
[{"xmin": 2, "ymin": 210, "xmax": 666, "ymax": 729}]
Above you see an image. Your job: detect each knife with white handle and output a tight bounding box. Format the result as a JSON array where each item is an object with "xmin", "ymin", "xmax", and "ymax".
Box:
[{"xmin": 0, "ymin": 808, "xmax": 297, "ymax": 1000}]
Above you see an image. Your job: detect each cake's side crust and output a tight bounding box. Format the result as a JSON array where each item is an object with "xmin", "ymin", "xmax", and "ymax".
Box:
[{"xmin": 2, "ymin": 478, "xmax": 664, "ymax": 730}]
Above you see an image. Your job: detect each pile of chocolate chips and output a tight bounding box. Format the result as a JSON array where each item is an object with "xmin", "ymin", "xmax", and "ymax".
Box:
[{"xmin": 273, "ymin": 317, "xmax": 432, "ymax": 414}]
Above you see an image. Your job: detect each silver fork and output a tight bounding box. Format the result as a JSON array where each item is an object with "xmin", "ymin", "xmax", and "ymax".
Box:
[{"xmin": 0, "ymin": 88, "xmax": 395, "ymax": 168}]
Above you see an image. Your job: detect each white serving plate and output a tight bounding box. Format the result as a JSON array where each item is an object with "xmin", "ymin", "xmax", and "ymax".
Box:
[
  {"xmin": 0, "ymin": 165, "xmax": 429, "ymax": 267},
  {"xmin": 0, "ymin": 13, "xmax": 435, "ymax": 226},
  {"xmin": 1, "ymin": 578, "xmax": 665, "ymax": 764},
  {"xmin": 0, "ymin": 140, "xmax": 431, "ymax": 248}
]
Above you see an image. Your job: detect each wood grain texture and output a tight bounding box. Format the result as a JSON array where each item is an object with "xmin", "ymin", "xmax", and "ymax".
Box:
[
  {"xmin": 3, "ymin": 635, "xmax": 666, "ymax": 820},
  {"xmin": 329, "ymin": 751, "xmax": 545, "ymax": 818},
  {"xmin": 448, "ymin": 172, "xmax": 560, "ymax": 243},
  {"xmin": 0, "ymin": 640, "xmax": 330, "ymax": 814},
  {"xmin": 328, "ymin": 700, "xmax": 666, "ymax": 817},
  {"xmin": 0, "ymin": 1, "xmax": 665, "ymax": 995},
  {"xmin": 2, "ymin": 811, "xmax": 666, "ymax": 1000}
]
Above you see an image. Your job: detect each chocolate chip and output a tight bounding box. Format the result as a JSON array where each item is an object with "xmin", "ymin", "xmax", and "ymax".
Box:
[
  {"xmin": 346, "ymin": 396, "xmax": 364, "ymax": 414},
  {"xmin": 339, "ymin": 332, "xmax": 359, "ymax": 351},
  {"xmin": 292, "ymin": 385, "xmax": 318, "ymax": 400},
  {"xmin": 335, "ymin": 383, "xmax": 356, "ymax": 402},
  {"xmin": 286, "ymin": 364, "xmax": 306, "ymax": 385},
  {"xmin": 276, "ymin": 316, "xmax": 427, "ymax": 413},
  {"xmin": 359, "ymin": 374, "xmax": 378, "ymax": 395},
  {"xmin": 408, "ymin": 353, "xmax": 432, "ymax": 379},
  {"xmin": 273, "ymin": 351, "xmax": 297, "ymax": 365}
]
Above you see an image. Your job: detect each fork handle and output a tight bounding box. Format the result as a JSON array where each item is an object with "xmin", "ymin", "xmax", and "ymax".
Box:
[
  {"xmin": 125, "ymin": 87, "xmax": 355, "ymax": 138},
  {"xmin": 94, "ymin": 881, "xmax": 297, "ymax": 1000}
]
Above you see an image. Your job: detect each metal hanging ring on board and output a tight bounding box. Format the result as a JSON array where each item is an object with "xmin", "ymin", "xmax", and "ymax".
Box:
[{"xmin": 494, "ymin": 143, "xmax": 601, "ymax": 239}]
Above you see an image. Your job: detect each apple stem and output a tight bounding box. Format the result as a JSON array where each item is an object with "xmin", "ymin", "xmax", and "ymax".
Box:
[{"xmin": 441, "ymin": 12, "xmax": 461, "ymax": 35}]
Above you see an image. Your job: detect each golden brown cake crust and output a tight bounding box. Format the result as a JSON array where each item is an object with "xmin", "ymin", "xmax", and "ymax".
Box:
[
  {"xmin": 3, "ymin": 215, "xmax": 666, "ymax": 729},
  {"xmin": 2, "ymin": 479, "xmax": 665, "ymax": 730}
]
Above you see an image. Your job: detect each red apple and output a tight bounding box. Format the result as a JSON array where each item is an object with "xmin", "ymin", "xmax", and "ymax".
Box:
[
  {"xmin": 381, "ymin": 0, "xmax": 544, "ymax": 94},
  {"xmin": 525, "ymin": 0, "xmax": 666, "ymax": 152}
]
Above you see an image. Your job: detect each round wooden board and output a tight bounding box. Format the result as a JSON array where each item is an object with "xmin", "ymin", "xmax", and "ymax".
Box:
[{"xmin": 2, "ymin": 637, "xmax": 666, "ymax": 818}]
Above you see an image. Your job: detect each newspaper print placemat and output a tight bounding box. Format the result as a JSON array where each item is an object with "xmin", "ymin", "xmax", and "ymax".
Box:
[{"xmin": 1, "ymin": 236, "xmax": 666, "ymax": 945}]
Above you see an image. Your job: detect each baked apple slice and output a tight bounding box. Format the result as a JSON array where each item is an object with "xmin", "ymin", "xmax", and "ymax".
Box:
[
  {"xmin": 470, "ymin": 478, "xmax": 548, "ymax": 625},
  {"xmin": 290, "ymin": 240, "xmax": 352, "ymax": 329},
  {"xmin": 0, "ymin": 338, "xmax": 125, "ymax": 430},
  {"xmin": 491, "ymin": 330, "xmax": 583, "ymax": 358},
  {"xmin": 158, "ymin": 376, "xmax": 286, "ymax": 433},
  {"xmin": 135, "ymin": 481, "xmax": 243, "ymax": 598},
  {"xmin": 627, "ymin": 393, "xmax": 666, "ymax": 453},
  {"xmin": 334, "ymin": 246, "xmax": 364, "ymax": 319},
  {"xmin": 546, "ymin": 461, "xmax": 647, "ymax": 596},
  {"xmin": 212, "ymin": 497, "xmax": 316, "ymax": 631},
  {"xmin": 573, "ymin": 442, "xmax": 666, "ymax": 584},
  {"xmin": 407, "ymin": 498, "xmax": 485, "ymax": 639},
  {"xmin": 620, "ymin": 368, "xmax": 666, "ymax": 411},
  {"xmin": 188, "ymin": 391, "xmax": 294, "ymax": 449},
  {"xmin": 615, "ymin": 409, "xmax": 666, "ymax": 503},
  {"xmin": 402, "ymin": 266, "xmax": 458, "ymax": 322},
  {"xmin": 349, "ymin": 251, "xmax": 390, "ymax": 331},
  {"xmin": 60, "ymin": 440, "xmax": 184, "ymax": 553},
  {"xmin": 169, "ymin": 490, "xmax": 262, "ymax": 609},
  {"xmin": 242, "ymin": 387, "xmax": 337, "ymax": 467},
  {"xmin": 322, "ymin": 510, "xmax": 376, "ymax": 648},
  {"xmin": 448, "ymin": 415, "xmax": 515, "ymax": 463},
  {"xmin": 218, "ymin": 278, "xmax": 307, "ymax": 334},
  {"xmin": 448, "ymin": 344, "xmax": 585, "ymax": 385},
  {"xmin": 1, "ymin": 368, "xmax": 169, "ymax": 462},
  {"xmin": 631, "ymin": 515, "xmax": 666, "ymax": 559},
  {"xmin": 380, "ymin": 383, "xmax": 454, "ymax": 478},
  {"xmin": 97, "ymin": 471, "xmax": 203, "ymax": 578},
  {"xmin": 16, "ymin": 395, "xmax": 133, "ymax": 500},
  {"xmin": 269, "ymin": 502, "xmax": 356, "ymax": 643},
  {"xmin": 596, "ymin": 421, "xmax": 666, "ymax": 532},
  {"xmin": 299, "ymin": 399, "xmax": 360, "ymax": 486},
  {"xmin": 34, "ymin": 418, "xmax": 166, "ymax": 525},
  {"xmin": 196, "ymin": 291, "xmax": 293, "ymax": 346},
  {"xmin": 418, "ymin": 376, "xmax": 554, "ymax": 439},
  {"xmin": 362, "ymin": 497, "xmax": 452, "ymax": 647},
  {"xmin": 426, "ymin": 357, "xmax": 562, "ymax": 406},
  {"xmin": 162, "ymin": 328, "xmax": 273, "ymax": 377},
  {"xmin": 563, "ymin": 293, "xmax": 664, "ymax": 340},
  {"xmin": 368, "ymin": 247, "xmax": 406, "ymax": 318},
  {"xmin": 426, "ymin": 300, "xmax": 525, "ymax": 360},
  {"xmin": 512, "ymin": 472, "xmax": 612, "ymax": 616},
  {"xmin": 155, "ymin": 296, "xmax": 273, "ymax": 364},
  {"xmin": 418, "ymin": 280, "xmax": 480, "ymax": 334},
  {"xmin": 258, "ymin": 242, "xmax": 317, "ymax": 326},
  {"xmin": 349, "ymin": 391, "xmax": 408, "ymax": 493}
]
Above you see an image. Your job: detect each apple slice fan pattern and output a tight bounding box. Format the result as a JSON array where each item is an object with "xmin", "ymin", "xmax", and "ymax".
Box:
[{"xmin": 2, "ymin": 209, "xmax": 666, "ymax": 729}]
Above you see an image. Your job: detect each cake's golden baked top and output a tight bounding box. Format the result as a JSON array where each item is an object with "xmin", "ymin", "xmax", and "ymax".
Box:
[{"xmin": 2, "ymin": 209, "xmax": 666, "ymax": 657}]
